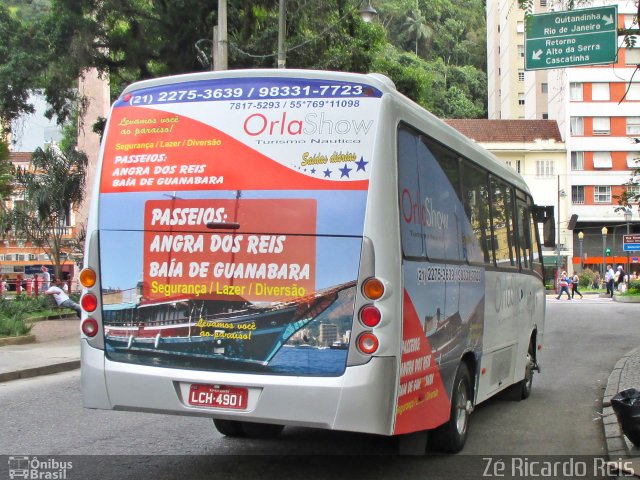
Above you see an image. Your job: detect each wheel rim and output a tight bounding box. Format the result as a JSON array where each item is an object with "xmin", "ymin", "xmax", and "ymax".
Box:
[
  {"xmin": 455, "ymin": 378, "xmax": 470, "ymax": 435},
  {"xmin": 524, "ymin": 353, "xmax": 534, "ymax": 393}
]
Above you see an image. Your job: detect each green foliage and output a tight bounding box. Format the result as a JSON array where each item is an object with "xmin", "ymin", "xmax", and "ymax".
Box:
[
  {"xmin": 0, "ymin": 139, "xmax": 13, "ymax": 199},
  {"xmin": 0, "ymin": 296, "xmax": 52, "ymax": 337},
  {"xmin": 0, "ymin": 4, "xmax": 48, "ymax": 128},
  {"xmin": 4, "ymin": 0, "xmax": 490, "ymax": 122},
  {"xmin": 579, "ymin": 268, "xmax": 597, "ymax": 288}
]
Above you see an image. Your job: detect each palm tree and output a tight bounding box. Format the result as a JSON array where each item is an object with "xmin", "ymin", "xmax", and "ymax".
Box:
[
  {"xmin": 11, "ymin": 144, "xmax": 87, "ymax": 280},
  {"xmin": 401, "ymin": 7, "xmax": 433, "ymax": 56}
]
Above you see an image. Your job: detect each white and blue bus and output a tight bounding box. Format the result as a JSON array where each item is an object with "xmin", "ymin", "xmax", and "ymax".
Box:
[{"xmin": 79, "ymin": 69, "xmax": 546, "ymax": 453}]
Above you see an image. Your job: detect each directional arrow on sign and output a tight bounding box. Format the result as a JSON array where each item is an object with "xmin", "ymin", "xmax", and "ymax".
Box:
[
  {"xmin": 602, "ymin": 14, "xmax": 614, "ymax": 25},
  {"xmin": 532, "ymin": 49, "xmax": 543, "ymax": 60}
]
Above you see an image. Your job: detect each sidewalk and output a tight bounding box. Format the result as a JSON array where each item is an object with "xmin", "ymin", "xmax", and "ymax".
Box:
[{"xmin": 0, "ymin": 318, "xmax": 80, "ymax": 383}]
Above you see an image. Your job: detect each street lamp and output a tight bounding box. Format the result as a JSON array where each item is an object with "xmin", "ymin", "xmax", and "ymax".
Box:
[
  {"xmin": 359, "ymin": 0, "xmax": 378, "ymax": 22},
  {"xmin": 625, "ymin": 208, "xmax": 632, "ymax": 289},
  {"xmin": 578, "ymin": 231, "xmax": 584, "ymax": 271},
  {"xmin": 602, "ymin": 226, "xmax": 608, "ymax": 279}
]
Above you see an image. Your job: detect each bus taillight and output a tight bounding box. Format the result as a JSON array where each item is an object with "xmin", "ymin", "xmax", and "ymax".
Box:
[
  {"xmin": 82, "ymin": 318, "xmax": 99, "ymax": 337},
  {"xmin": 359, "ymin": 305, "xmax": 381, "ymax": 327},
  {"xmin": 79, "ymin": 268, "xmax": 96, "ymax": 288},
  {"xmin": 357, "ymin": 332, "xmax": 379, "ymax": 355},
  {"xmin": 362, "ymin": 277, "xmax": 384, "ymax": 300},
  {"xmin": 81, "ymin": 293, "xmax": 98, "ymax": 313}
]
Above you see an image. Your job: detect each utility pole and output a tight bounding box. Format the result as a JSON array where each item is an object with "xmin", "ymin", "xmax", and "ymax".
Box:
[{"xmin": 214, "ymin": 0, "xmax": 228, "ymax": 70}]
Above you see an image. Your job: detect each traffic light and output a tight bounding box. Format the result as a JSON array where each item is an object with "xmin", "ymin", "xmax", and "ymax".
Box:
[{"xmin": 606, "ymin": 247, "xmax": 612, "ymax": 256}]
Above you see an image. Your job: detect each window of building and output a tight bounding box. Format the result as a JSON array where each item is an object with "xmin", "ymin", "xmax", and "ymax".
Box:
[
  {"xmin": 626, "ymin": 49, "xmax": 640, "ymax": 66},
  {"xmin": 570, "ymin": 82, "xmax": 583, "ymax": 101},
  {"xmin": 628, "ymin": 84, "xmax": 640, "ymax": 101},
  {"xmin": 571, "ymin": 151, "xmax": 584, "ymax": 170},
  {"xmin": 593, "ymin": 117, "xmax": 611, "ymax": 135},
  {"xmin": 627, "ymin": 117, "xmax": 640, "ymax": 135},
  {"xmin": 572, "ymin": 186, "xmax": 585, "ymax": 204},
  {"xmin": 536, "ymin": 160, "xmax": 554, "ymax": 177},
  {"xmin": 518, "ymin": 45, "xmax": 524, "ymax": 57},
  {"xmin": 540, "ymin": 0, "xmax": 547, "ymax": 5},
  {"xmin": 505, "ymin": 160, "xmax": 521, "ymax": 173},
  {"xmin": 541, "ymin": 83, "xmax": 548, "ymax": 93},
  {"xmin": 594, "ymin": 186, "xmax": 611, "ymax": 203},
  {"xmin": 570, "ymin": 116, "xmax": 584, "ymax": 135},
  {"xmin": 592, "ymin": 83, "xmax": 610, "ymax": 101},
  {"xmin": 518, "ymin": 93, "xmax": 525, "ymax": 105},
  {"xmin": 518, "ymin": 69, "xmax": 525, "ymax": 81},
  {"xmin": 625, "ymin": 15, "xmax": 639, "ymax": 28},
  {"xmin": 593, "ymin": 152, "xmax": 612, "ymax": 169},
  {"xmin": 542, "ymin": 113, "xmax": 549, "ymax": 119},
  {"xmin": 627, "ymin": 185, "xmax": 640, "ymax": 201},
  {"xmin": 517, "ymin": 21, "xmax": 525, "ymax": 33},
  {"xmin": 629, "ymin": 152, "xmax": 640, "ymax": 168}
]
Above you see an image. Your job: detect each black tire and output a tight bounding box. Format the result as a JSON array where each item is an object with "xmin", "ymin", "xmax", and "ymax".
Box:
[
  {"xmin": 428, "ymin": 362, "xmax": 472, "ymax": 453},
  {"xmin": 517, "ymin": 341, "xmax": 536, "ymax": 400},
  {"xmin": 213, "ymin": 419, "xmax": 245, "ymax": 437},
  {"xmin": 241, "ymin": 422, "xmax": 285, "ymax": 439}
]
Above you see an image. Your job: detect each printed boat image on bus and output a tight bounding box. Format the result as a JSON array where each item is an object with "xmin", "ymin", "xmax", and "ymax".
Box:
[{"xmin": 102, "ymin": 280, "xmax": 356, "ymax": 369}]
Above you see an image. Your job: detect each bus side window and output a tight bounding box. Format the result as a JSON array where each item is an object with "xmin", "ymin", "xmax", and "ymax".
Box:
[
  {"xmin": 397, "ymin": 126, "xmax": 426, "ymax": 260},
  {"xmin": 461, "ymin": 161, "xmax": 492, "ymax": 266},
  {"xmin": 515, "ymin": 195, "xmax": 535, "ymax": 272},
  {"xmin": 490, "ymin": 177, "xmax": 518, "ymax": 270}
]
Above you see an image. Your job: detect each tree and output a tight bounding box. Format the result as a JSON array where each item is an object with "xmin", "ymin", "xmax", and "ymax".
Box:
[
  {"xmin": 10, "ymin": 145, "xmax": 88, "ymax": 280},
  {"xmin": 0, "ymin": 140, "xmax": 13, "ymax": 199},
  {"xmin": 401, "ymin": 7, "xmax": 433, "ymax": 55},
  {"xmin": 0, "ymin": 4, "xmax": 47, "ymax": 131}
]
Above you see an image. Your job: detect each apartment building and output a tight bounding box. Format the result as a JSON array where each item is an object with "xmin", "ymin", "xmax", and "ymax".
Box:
[{"xmin": 487, "ymin": 0, "xmax": 640, "ymax": 276}]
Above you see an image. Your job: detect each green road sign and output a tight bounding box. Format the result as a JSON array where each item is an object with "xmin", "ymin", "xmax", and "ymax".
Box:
[{"xmin": 525, "ymin": 6, "xmax": 617, "ymax": 70}]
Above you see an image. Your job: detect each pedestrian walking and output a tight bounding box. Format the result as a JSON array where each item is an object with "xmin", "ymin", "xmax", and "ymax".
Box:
[
  {"xmin": 615, "ymin": 265, "xmax": 625, "ymax": 292},
  {"xmin": 556, "ymin": 272, "xmax": 571, "ymax": 300},
  {"xmin": 39, "ymin": 265, "xmax": 51, "ymax": 291},
  {"xmin": 572, "ymin": 273, "xmax": 583, "ymax": 299},
  {"xmin": 606, "ymin": 264, "xmax": 615, "ymax": 297}
]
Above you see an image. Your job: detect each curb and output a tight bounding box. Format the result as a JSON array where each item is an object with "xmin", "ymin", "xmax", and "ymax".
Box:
[
  {"xmin": 0, "ymin": 360, "xmax": 81, "ymax": 383},
  {"xmin": 0, "ymin": 334, "xmax": 36, "ymax": 347},
  {"xmin": 602, "ymin": 347, "xmax": 640, "ymax": 470}
]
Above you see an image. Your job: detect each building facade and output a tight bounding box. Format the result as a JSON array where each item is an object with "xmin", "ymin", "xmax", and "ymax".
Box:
[{"xmin": 487, "ymin": 0, "xmax": 640, "ymax": 277}]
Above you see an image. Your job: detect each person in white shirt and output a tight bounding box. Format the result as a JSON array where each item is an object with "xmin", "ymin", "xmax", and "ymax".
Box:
[
  {"xmin": 39, "ymin": 266, "xmax": 51, "ymax": 291},
  {"xmin": 45, "ymin": 281, "xmax": 81, "ymax": 315}
]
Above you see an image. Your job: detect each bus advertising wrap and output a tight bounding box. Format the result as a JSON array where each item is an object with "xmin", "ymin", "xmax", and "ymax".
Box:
[{"xmin": 98, "ymin": 76, "xmax": 381, "ymax": 376}]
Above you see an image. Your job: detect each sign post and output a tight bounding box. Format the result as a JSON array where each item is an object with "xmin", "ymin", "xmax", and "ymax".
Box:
[{"xmin": 525, "ymin": 6, "xmax": 617, "ymax": 70}]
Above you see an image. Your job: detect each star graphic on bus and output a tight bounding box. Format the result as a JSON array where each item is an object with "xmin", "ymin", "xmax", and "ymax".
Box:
[
  {"xmin": 323, "ymin": 168, "xmax": 332, "ymax": 178},
  {"xmin": 339, "ymin": 164, "xmax": 352, "ymax": 178},
  {"xmin": 355, "ymin": 156, "xmax": 368, "ymax": 172}
]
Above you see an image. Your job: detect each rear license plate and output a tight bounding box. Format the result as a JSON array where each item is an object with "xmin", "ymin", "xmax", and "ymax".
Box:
[{"xmin": 188, "ymin": 384, "xmax": 248, "ymax": 410}]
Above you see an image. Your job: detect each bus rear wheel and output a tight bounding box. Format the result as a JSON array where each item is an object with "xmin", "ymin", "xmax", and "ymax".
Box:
[
  {"xmin": 517, "ymin": 341, "xmax": 536, "ymax": 400},
  {"xmin": 241, "ymin": 422, "xmax": 285, "ymax": 439},
  {"xmin": 428, "ymin": 362, "xmax": 472, "ymax": 453},
  {"xmin": 213, "ymin": 419, "xmax": 245, "ymax": 437}
]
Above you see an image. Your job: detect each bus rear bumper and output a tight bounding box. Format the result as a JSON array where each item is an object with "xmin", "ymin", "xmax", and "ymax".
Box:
[{"xmin": 81, "ymin": 342, "xmax": 397, "ymax": 435}]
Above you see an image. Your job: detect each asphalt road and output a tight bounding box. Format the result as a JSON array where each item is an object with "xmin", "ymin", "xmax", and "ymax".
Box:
[{"xmin": 1, "ymin": 296, "xmax": 638, "ymax": 479}]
